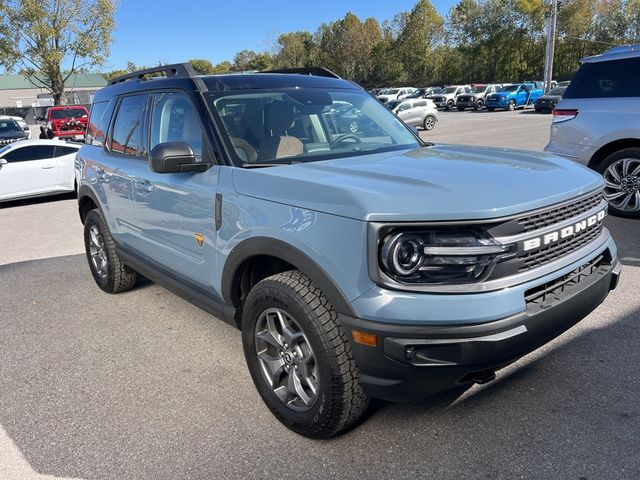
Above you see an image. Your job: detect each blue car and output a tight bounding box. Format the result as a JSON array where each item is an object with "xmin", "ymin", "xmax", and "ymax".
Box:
[
  {"xmin": 486, "ymin": 83, "xmax": 544, "ymax": 111},
  {"xmin": 76, "ymin": 64, "xmax": 619, "ymax": 438}
]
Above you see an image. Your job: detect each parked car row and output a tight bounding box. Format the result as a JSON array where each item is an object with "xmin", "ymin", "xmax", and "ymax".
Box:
[{"xmin": 372, "ymin": 81, "xmax": 569, "ymax": 114}]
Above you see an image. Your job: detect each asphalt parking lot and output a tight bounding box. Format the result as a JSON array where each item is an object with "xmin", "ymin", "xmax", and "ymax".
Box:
[{"xmin": 1, "ymin": 110, "xmax": 639, "ymax": 480}]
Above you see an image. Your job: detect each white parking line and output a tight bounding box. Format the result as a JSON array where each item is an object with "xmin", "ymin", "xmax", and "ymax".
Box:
[{"xmin": 0, "ymin": 425, "xmax": 84, "ymax": 480}]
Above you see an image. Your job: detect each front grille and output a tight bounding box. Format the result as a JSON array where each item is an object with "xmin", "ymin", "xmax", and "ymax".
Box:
[
  {"xmin": 517, "ymin": 191, "xmax": 603, "ymax": 232},
  {"xmin": 518, "ymin": 223, "xmax": 603, "ymax": 272},
  {"xmin": 525, "ymin": 253, "xmax": 608, "ymax": 308}
]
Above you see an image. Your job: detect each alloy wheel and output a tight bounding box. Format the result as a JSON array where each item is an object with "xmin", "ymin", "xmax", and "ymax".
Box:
[
  {"xmin": 88, "ymin": 224, "xmax": 109, "ymax": 279},
  {"xmin": 254, "ymin": 308, "xmax": 319, "ymax": 411},
  {"xmin": 603, "ymin": 158, "xmax": 640, "ymax": 213}
]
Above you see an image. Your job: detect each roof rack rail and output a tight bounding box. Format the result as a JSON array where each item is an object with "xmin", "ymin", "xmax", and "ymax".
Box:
[
  {"xmin": 259, "ymin": 67, "xmax": 341, "ymax": 79},
  {"xmin": 108, "ymin": 63, "xmax": 197, "ymax": 85}
]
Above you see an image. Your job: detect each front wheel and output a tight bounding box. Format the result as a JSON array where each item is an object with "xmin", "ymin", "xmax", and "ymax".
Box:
[
  {"xmin": 597, "ymin": 148, "xmax": 640, "ymax": 218},
  {"xmin": 423, "ymin": 115, "xmax": 436, "ymax": 131},
  {"xmin": 446, "ymin": 100, "xmax": 454, "ymax": 110},
  {"xmin": 507, "ymin": 100, "xmax": 516, "ymax": 111},
  {"xmin": 242, "ymin": 271, "xmax": 369, "ymax": 438},
  {"xmin": 475, "ymin": 100, "xmax": 484, "ymax": 110}
]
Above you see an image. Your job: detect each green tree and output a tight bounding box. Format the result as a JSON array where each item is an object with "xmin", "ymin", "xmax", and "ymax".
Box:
[
  {"xmin": 274, "ymin": 31, "xmax": 317, "ymax": 68},
  {"xmin": 0, "ymin": 0, "xmax": 116, "ymax": 105},
  {"xmin": 315, "ymin": 12, "xmax": 382, "ymax": 84},
  {"xmin": 189, "ymin": 58, "xmax": 216, "ymax": 75},
  {"xmin": 394, "ymin": 0, "xmax": 444, "ymax": 85},
  {"xmin": 233, "ymin": 49, "xmax": 274, "ymax": 71}
]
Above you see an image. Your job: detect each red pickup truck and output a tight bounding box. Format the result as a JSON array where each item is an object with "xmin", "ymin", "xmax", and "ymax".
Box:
[{"xmin": 41, "ymin": 105, "xmax": 89, "ymax": 140}]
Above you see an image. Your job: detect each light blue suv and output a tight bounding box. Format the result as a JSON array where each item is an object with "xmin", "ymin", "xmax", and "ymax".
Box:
[{"xmin": 76, "ymin": 64, "xmax": 620, "ymax": 438}]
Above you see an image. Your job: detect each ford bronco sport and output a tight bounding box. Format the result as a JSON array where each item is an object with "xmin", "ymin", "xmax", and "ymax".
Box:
[{"xmin": 76, "ymin": 63, "xmax": 621, "ymax": 438}]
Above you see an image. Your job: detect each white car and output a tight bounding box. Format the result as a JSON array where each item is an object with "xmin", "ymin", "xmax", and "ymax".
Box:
[
  {"xmin": 0, "ymin": 139, "xmax": 80, "ymax": 202},
  {"xmin": 428, "ymin": 85, "xmax": 472, "ymax": 110},
  {"xmin": 377, "ymin": 87, "xmax": 417, "ymax": 104},
  {"xmin": 0, "ymin": 115, "xmax": 31, "ymax": 139},
  {"xmin": 387, "ymin": 98, "xmax": 439, "ymax": 130}
]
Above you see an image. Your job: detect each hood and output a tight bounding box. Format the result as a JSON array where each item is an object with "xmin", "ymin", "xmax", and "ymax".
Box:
[{"xmin": 232, "ymin": 146, "xmax": 603, "ymax": 222}]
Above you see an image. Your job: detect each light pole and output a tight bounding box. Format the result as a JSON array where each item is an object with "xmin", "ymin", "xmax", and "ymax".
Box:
[{"xmin": 543, "ymin": 0, "xmax": 558, "ymax": 93}]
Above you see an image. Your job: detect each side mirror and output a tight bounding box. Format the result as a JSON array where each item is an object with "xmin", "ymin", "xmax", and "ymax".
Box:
[
  {"xmin": 149, "ymin": 142, "xmax": 209, "ymax": 174},
  {"xmin": 0, "ymin": 158, "xmax": 7, "ymax": 168}
]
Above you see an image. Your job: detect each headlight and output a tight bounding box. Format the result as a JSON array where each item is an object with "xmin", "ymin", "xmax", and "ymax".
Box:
[
  {"xmin": 470, "ymin": 96, "xmax": 476, "ymax": 101},
  {"xmin": 377, "ymin": 228, "xmax": 514, "ymax": 285}
]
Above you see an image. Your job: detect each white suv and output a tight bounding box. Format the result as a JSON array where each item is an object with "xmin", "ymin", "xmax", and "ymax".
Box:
[
  {"xmin": 428, "ymin": 85, "xmax": 472, "ymax": 110},
  {"xmin": 376, "ymin": 87, "xmax": 417, "ymax": 104},
  {"xmin": 545, "ymin": 44, "xmax": 640, "ymax": 218}
]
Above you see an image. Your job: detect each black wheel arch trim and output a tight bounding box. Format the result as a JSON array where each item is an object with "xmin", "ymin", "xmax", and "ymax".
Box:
[
  {"xmin": 221, "ymin": 237, "xmax": 357, "ymax": 318},
  {"xmin": 77, "ymin": 184, "xmax": 104, "ymax": 223}
]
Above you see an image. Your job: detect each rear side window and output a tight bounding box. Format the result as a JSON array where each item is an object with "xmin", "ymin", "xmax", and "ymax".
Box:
[
  {"xmin": 564, "ymin": 57, "xmax": 640, "ymax": 99},
  {"xmin": 110, "ymin": 95, "xmax": 146, "ymax": 156},
  {"xmin": 3, "ymin": 145, "xmax": 55, "ymax": 162},
  {"xmin": 54, "ymin": 145, "xmax": 78, "ymax": 157},
  {"xmin": 86, "ymin": 100, "xmax": 115, "ymax": 147}
]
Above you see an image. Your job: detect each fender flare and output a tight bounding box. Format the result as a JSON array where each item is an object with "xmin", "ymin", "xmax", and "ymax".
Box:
[
  {"xmin": 77, "ymin": 184, "xmax": 103, "ymax": 223},
  {"xmin": 221, "ymin": 237, "xmax": 357, "ymax": 317}
]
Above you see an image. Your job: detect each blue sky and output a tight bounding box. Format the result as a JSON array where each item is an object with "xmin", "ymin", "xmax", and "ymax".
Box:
[{"xmin": 104, "ymin": 0, "xmax": 458, "ymax": 71}]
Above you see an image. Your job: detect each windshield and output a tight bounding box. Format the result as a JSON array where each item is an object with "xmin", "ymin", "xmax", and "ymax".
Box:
[
  {"xmin": 384, "ymin": 89, "xmax": 399, "ymax": 95},
  {"xmin": 49, "ymin": 108, "xmax": 88, "ymax": 119},
  {"xmin": 207, "ymin": 89, "xmax": 421, "ymax": 165},
  {"xmin": 0, "ymin": 120, "xmax": 22, "ymax": 133},
  {"xmin": 441, "ymin": 87, "xmax": 457, "ymax": 94},
  {"xmin": 548, "ymin": 87, "xmax": 566, "ymax": 96},
  {"xmin": 407, "ymin": 89, "xmax": 425, "ymax": 98},
  {"xmin": 471, "ymin": 86, "xmax": 487, "ymax": 93},
  {"xmin": 499, "ymin": 85, "xmax": 519, "ymax": 92}
]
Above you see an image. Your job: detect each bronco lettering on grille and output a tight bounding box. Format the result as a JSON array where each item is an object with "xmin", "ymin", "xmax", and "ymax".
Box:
[{"xmin": 522, "ymin": 209, "xmax": 606, "ymax": 252}]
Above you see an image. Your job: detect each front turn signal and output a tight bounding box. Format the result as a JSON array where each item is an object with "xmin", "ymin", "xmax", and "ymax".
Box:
[{"xmin": 352, "ymin": 330, "xmax": 378, "ymax": 347}]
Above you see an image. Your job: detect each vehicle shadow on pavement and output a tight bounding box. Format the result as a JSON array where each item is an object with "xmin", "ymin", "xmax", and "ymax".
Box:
[{"xmin": 0, "ymin": 192, "xmax": 76, "ymax": 209}]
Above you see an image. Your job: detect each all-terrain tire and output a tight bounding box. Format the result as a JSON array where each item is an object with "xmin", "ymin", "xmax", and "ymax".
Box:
[
  {"xmin": 242, "ymin": 270, "xmax": 369, "ymax": 438},
  {"xmin": 84, "ymin": 209, "xmax": 138, "ymax": 293}
]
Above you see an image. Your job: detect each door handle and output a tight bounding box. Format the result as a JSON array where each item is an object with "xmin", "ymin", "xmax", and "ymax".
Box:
[
  {"xmin": 134, "ymin": 180, "xmax": 155, "ymax": 192},
  {"xmin": 41, "ymin": 165, "xmax": 56, "ymax": 170}
]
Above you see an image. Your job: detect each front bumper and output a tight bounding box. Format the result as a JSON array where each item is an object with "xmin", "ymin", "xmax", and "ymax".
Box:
[{"xmin": 340, "ymin": 254, "xmax": 621, "ymax": 402}]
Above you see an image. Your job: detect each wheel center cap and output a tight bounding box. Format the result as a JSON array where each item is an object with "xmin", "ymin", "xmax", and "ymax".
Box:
[
  {"xmin": 283, "ymin": 352, "xmax": 293, "ymax": 364},
  {"xmin": 621, "ymin": 175, "xmax": 639, "ymax": 193}
]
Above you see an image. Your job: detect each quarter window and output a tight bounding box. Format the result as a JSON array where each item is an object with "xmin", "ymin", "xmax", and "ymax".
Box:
[
  {"xmin": 150, "ymin": 92, "xmax": 203, "ymax": 161},
  {"xmin": 54, "ymin": 145, "xmax": 78, "ymax": 157},
  {"xmin": 565, "ymin": 57, "xmax": 640, "ymax": 98},
  {"xmin": 110, "ymin": 95, "xmax": 146, "ymax": 156},
  {"xmin": 86, "ymin": 99, "xmax": 115, "ymax": 147}
]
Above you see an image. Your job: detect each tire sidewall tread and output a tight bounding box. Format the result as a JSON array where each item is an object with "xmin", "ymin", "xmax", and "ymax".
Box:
[{"xmin": 242, "ymin": 270, "xmax": 368, "ymax": 438}]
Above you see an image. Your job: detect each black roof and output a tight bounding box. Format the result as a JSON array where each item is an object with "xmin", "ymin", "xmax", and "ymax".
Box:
[{"xmin": 94, "ymin": 63, "xmax": 359, "ymax": 104}]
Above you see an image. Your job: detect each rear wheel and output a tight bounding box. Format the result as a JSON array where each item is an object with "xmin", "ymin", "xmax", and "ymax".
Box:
[
  {"xmin": 597, "ymin": 148, "xmax": 640, "ymax": 218},
  {"xmin": 423, "ymin": 115, "xmax": 436, "ymax": 131},
  {"xmin": 242, "ymin": 270, "xmax": 369, "ymax": 438},
  {"xmin": 84, "ymin": 209, "xmax": 138, "ymax": 293}
]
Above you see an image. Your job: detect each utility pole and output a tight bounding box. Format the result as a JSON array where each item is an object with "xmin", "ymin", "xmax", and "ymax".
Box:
[{"xmin": 543, "ymin": 0, "xmax": 558, "ymax": 93}]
